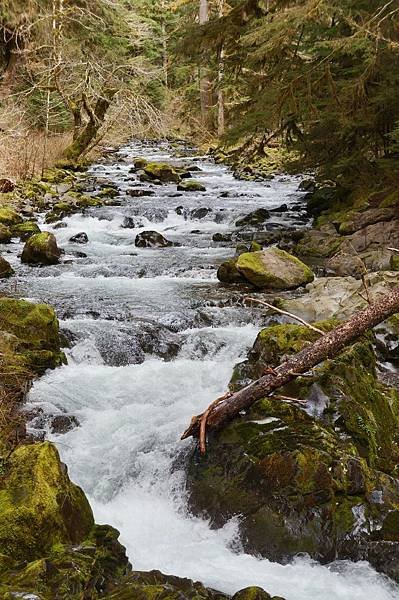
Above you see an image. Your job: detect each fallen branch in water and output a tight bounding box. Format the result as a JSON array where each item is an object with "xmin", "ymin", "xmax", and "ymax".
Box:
[{"xmin": 182, "ymin": 287, "xmax": 399, "ymax": 453}]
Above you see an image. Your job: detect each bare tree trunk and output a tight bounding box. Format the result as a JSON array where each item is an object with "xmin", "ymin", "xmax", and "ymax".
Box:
[
  {"xmin": 160, "ymin": 0, "xmax": 169, "ymax": 88},
  {"xmin": 217, "ymin": 0, "xmax": 225, "ymax": 136},
  {"xmin": 199, "ymin": 0, "xmax": 212, "ymax": 126},
  {"xmin": 182, "ymin": 288, "xmax": 399, "ymax": 450}
]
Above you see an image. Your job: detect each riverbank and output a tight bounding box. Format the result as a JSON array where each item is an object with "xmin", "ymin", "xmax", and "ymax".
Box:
[{"xmin": 0, "ymin": 140, "xmax": 398, "ymax": 599}]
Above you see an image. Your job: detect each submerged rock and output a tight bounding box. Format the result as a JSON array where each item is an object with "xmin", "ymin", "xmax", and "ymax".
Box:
[
  {"xmin": 69, "ymin": 231, "xmax": 89, "ymax": 244},
  {"xmin": 21, "ymin": 231, "xmax": 61, "ymax": 265},
  {"xmin": 0, "ymin": 256, "xmax": 14, "ymax": 278},
  {"xmin": 187, "ymin": 325, "xmax": 399, "ymax": 581},
  {"xmin": 235, "ymin": 208, "xmax": 270, "ymax": 227},
  {"xmin": 236, "ymin": 247, "xmax": 314, "ymax": 289},
  {"xmin": 121, "ymin": 217, "xmax": 136, "ymax": 229},
  {"xmin": 135, "ymin": 230, "xmax": 173, "ymax": 248}
]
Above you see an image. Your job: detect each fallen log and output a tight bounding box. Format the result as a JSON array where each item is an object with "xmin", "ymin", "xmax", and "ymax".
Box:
[{"xmin": 182, "ymin": 286, "xmax": 399, "ymax": 453}]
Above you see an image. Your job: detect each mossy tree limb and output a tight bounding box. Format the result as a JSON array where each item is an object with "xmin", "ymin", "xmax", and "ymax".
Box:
[{"xmin": 182, "ymin": 287, "xmax": 399, "ymax": 452}]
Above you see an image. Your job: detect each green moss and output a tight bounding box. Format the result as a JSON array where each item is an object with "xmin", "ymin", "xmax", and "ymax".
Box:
[
  {"xmin": 0, "ymin": 224, "xmax": 12, "ymax": 243},
  {"xmin": 177, "ymin": 180, "xmax": 206, "ymax": 192},
  {"xmin": 0, "ymin": 442, "xmax": 93, "ymax": 562},
  {"xmin": 0, "ymin": 297, "xmax": 65, "ymax": 372},
  {"xmin": 97, "ymin": 187, "xmax": 119, "ymax": 198},
  {"xmin": 390, "ymin": 254, "xmax": 399, "ymax": 271},
  {"xmin": 144, "ymin": 162, "xmax": 181, "ymax": 183},
  {"xmin": 11, "ymin": 221, "xmax": 41, "ymax": 241},
  {"xmin": 0, "ymin": 208, "xmax": 23, "ymax": 227}
]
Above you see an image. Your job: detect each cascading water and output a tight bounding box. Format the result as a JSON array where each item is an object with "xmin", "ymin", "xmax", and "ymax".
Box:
[{"xmin": 5, "ymin": 141, "xmax": 398, "ymax": 599}]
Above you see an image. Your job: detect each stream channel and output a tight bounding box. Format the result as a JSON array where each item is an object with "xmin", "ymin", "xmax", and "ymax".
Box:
[{"xmin": 3, "ymin": 141, "xmax": 399, "ymax": 599}]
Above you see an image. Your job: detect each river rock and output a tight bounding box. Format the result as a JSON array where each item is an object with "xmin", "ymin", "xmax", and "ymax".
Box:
[
  {"xmin": 235, "ymin": 208, "xmax": 270, "ymax": 227},
  {"xmin": 21, "ymin": 232, "xmax": 61, "ymax": 265},
  {"xmin": 69, "ymin": 232, "xmax": 89, "ymax": 244},
  {"xmin": 135, "ymin": 230, "xmax": 173, "ymax": 248},
  {"xmin": 126, "ymin": 188, "xmax": 155, "ymax": 197},
  {"xmin": 293, "ymin": 226, "xmax": 342, "ymax": 258},
  {"xmin": 121, "ymin": 217, "xmax": 136, "ymax": 229},
  {"xmin": 144, "ymin": 162, "xmax": 181, "ymax": 183},
  {"xmin": 0, "ymin": 256, "xmax": 14, "ymax": 278},
  {"xmin": 0, "ymin": 297, "xmax": 65, "ymax": 372},
  {"xmin": 217, "ymin": 258, "xmax": 247, "ymax": 284},
  {"xmin": 213, "ymin": 232, "xmax": 232, "ymax": 242},
  {"xmin": 236, "ymin": 248, "xmax": 314, "ymax": 289},
  {"xmin": 338, "ymin": 207, "xmax": 397, "ymax": 235},
  {"xmin": 0, "ymin": 224, "xmax": 12, "ymax": 243},
  {"xmin": 0, "ymin": 207, "xmax": 23, "ymax": 227},
  {"xmin": 191, "ymin": 207, "xmax": 211, "ymax": 219},
  {"xmin": 177, "ymin": 180, "xmax": 206, "ymax": 192},
  {"xmin": 269, "ymin": 204, "xmax": 288, "ymax": 213},
  {"xmin": 11, "ymin": 221, "xmax": 41, "ymax": 241},
  {"xmin": 281, "ymin": 271, "xmax": 399, "ymax": 322},
  {"xmin": 187, "ymin": 325, "xmax": 399, "ymax": 580}
]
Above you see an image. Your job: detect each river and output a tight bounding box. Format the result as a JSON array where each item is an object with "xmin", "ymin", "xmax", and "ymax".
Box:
[{"xmin": 4, "ymin": 141, "xmax": 398, "ymax": 599}]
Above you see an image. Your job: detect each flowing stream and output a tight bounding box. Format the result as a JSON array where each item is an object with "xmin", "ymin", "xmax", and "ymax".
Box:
[{"xmin": 4, "ymin": 141, "xmax": 399, "ymax": 599}]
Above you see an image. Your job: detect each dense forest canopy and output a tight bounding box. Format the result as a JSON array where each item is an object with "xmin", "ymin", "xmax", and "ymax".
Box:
[{"xmin": 1, "ymin": 0, "xmax": 398, "ymax": 187}]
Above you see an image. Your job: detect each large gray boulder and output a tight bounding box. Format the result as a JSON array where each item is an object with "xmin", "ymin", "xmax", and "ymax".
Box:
[{"xmin": 236, "ymin": 247, "xmax": 314, "ymax": 289}]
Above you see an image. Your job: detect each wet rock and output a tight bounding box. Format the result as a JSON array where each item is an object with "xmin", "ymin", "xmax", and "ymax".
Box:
[
  {"xmin": 191, "ymin": 207, "xmax": 211, "ymax": 219},
  {"xmin": 121, "ymin": 217, "xmax": 136, "ymax": 229},
  {"xmin": 135, "ymin": 230, "xmax": 173, "ymax": 248},
  {"xmin": 133, "ymin": 157, "xmax": 148, "ymax": 169},
  {"xmin": 187, "ymin": 326, "xmax": 399, "ymax": 579},
  {"xmin": 232, "ymin": 588, "xmax": 276, "ymax": 600},
  {"xmin": 53, "ymin": 221, "xmax": 68, "ymax": 229},
  {"xmin": 175, "ymin": 206, "xmax": 184, "ymax": 215},
  {"xmin": 298, "ymin": 178, "xmax": 316, "ymax": 192},
  {"xmin": 217, "ymin": 258, "xmax": 247, "ymax": 284},
  {"xmin": 212, "ymin": 232, "xmax": 232, "ymax": 242},
  {"xmin": 236, "ymin": 247, "xmax": 314, "ymax": 289},
  {"xmin": 0, "ymin": 224, "xmax": 12, "ymax": 243},
  {"xmin": 11, "ymin": 221, "xmax": 41, "ymax": 241},
  {"xmin": 70, "ymin": 251, "xmax": 87, "ymax": 258},
  {"xmin": 235, "ymin": 209, "xmax": 270, "ymax": 227},
  {"xmin": 177, "ymin": 180, "xmax": 206, "ymax": 192},
  {"xmin": 0, "ymin": 178, "xmax": 15, "ymax": 193},
  {"xmin": 21, "ymin": 232, "xmax": 61, "ymax": 265},
  {"xmin": 0, "ymin": 207, "xmax": 23, "ymax": 227},
  {"xmin": 143, "ymin": 207, "xmax": 168, "ymax": 222},
  {"xmin": 69, "ymin": 232, "xmax": 89, "ymax": 244},
  {"xmin": 50, "ymin": 414, "xmax": 80, "ymax": 434},
  {"xmin": 0, "ymin": 256, "xmax": 14, "ymax": 278},
  {"xmin": 126, "ymin": 188, "xmax": 155, "ymax": 197},
  {"xmin": 144, "ymin": 162, "xmax": 180, "ymax": 183},
  {"xmin": 269, "ymin": 204, "xmax": 288, "ymax": 213},
  {"xmin": 104, "ymin": 570, "xmax": 228, "ymax": 599}
]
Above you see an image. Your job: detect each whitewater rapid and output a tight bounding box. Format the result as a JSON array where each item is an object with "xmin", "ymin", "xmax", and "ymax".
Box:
[{"xmin": 14, "ymin": 141, "xmax": 399, "ymax": 599}]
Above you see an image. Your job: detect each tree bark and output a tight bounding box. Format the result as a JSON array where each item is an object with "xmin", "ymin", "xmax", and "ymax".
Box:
[
  {"xmin": 217, "ymin": 0, "xmax": 225, "ymax": 136},
  {"xmin": 182, "ymin": 287, "xmax": 399, "ymax": 448},
  {"xmin": 62, "ymin": 89, "xmax": 116, "ymax": 160},
  {"xmin": 199, "ymin": 0, "xmax": 212, "ymax": 126}
]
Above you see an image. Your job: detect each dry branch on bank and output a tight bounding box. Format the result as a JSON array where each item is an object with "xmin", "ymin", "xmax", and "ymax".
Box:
[{"xmin": 182, "ymin": 287, "xmax": 399, "ymax": 453}]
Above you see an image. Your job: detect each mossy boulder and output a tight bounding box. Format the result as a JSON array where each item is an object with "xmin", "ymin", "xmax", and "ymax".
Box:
[
  {"xmin": 0, "ymin": 256, "xmax": 14, "ymax": 278},
  {"xmin": 144, "ymin": 162, "xmax": 181, "ymax": 183},
  {"xmin": 217, "ymin": 258, "xmax": 247, "ymax": 284},
  {"xmin": 0, "ymin": 297, "xmax": 65, "ymax": 372},
  {"xmin": 0, "ymin": 451, "xmax": 130, "ymax": 599},
  {"xmin": 236, "ymin": 248, "xmax": 314, "ymax": 289},
  {"xmin": 133, "ymin": 157, "xmax": 149, "ymax": 169},
  {"xmin": 187, "ymin": 324, "xmax": 399, "ymax": 580},
  {"xmin": 11, "ymin": 220, "xmax": 41, "ymax": 241},
  {"xmin": 21, "ymin": 232, "xmax": 61, "ymax": 265},
  {"xmin": 293, "ymin": 227, "xmax": 342, "ymax": 258},
  {"xmin": 177, "ymin": 180, "xmax": 206, "ymax": 192},
  {"xmin": 0, "ymin": 208, "xmax": 23, "ymax": 227},
  {"xmin": 0, "ymin": 442, "xmax": 93, "ymax": 561},
  {"xmin": 0, "ymin": 224, "xmax": 12, "ymax": 243}
]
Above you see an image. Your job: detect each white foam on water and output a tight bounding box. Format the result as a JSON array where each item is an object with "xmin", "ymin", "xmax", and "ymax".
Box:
[{"xmin": 27, "ymin": 323, "xmax": 399, "ymax": 600}]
